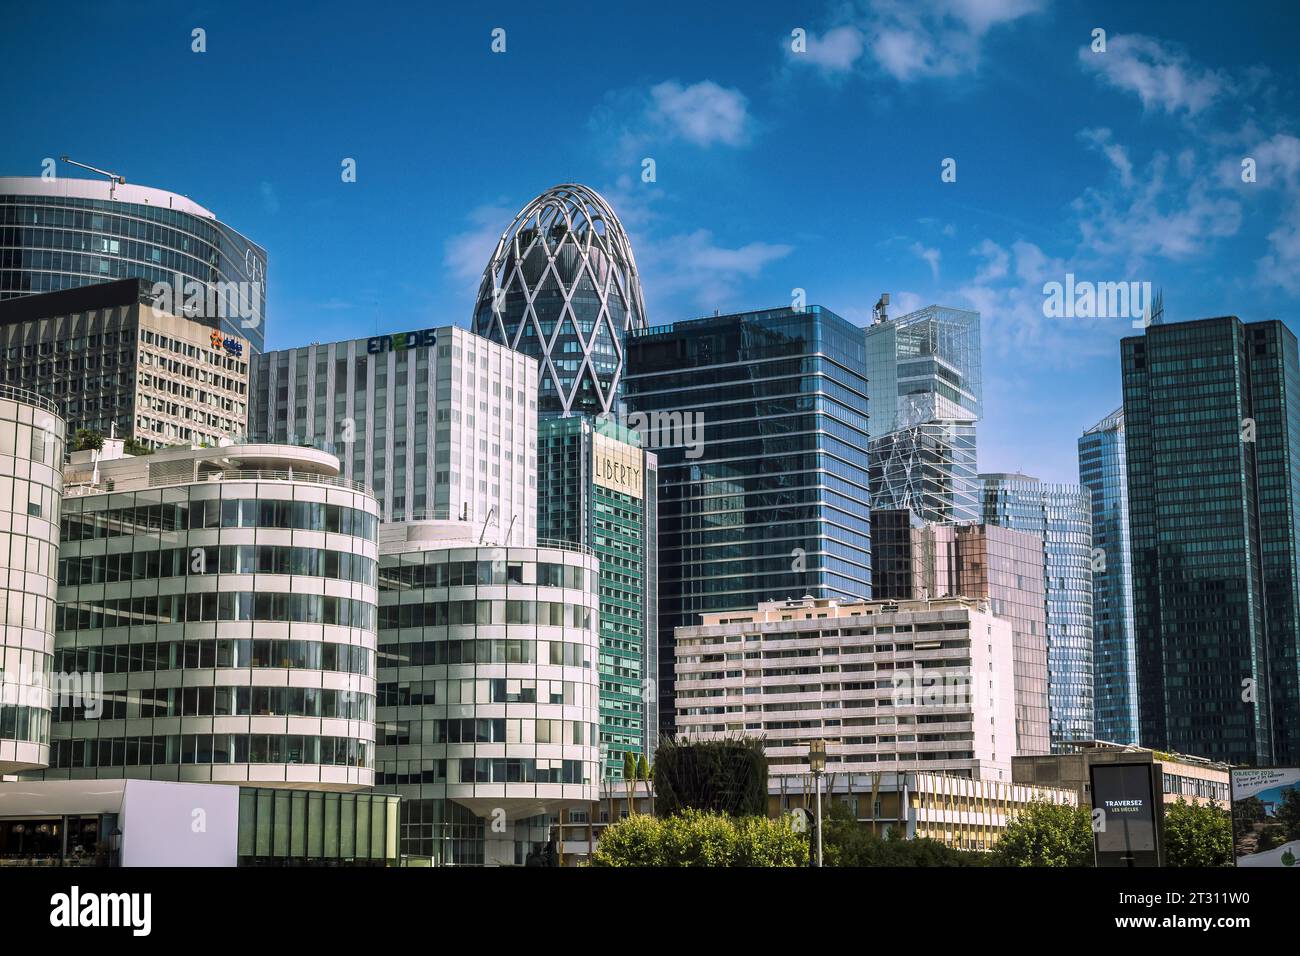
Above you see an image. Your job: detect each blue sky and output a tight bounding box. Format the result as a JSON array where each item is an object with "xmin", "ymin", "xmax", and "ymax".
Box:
[{"xmin": 4, "ymin": 0, "xmax": 1299, "ymax": 483}]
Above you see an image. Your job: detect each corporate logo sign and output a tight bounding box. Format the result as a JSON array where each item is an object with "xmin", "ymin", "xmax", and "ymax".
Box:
[
  {"xmin": 367, "ymin": 329, "xmax": 437, "ymax": 354},
  {"xmin": 209, "ymin": 329, "xmax": 244, "ymax": 358}
]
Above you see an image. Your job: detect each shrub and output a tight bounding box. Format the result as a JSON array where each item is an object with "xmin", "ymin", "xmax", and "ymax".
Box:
[{"xmin": 592, "ymin": 810, "xmax": 806, "ymax": 867}]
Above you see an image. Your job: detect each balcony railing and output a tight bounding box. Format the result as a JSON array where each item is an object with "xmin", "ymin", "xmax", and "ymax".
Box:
[{"xmin": 0, "ymin": 383, "xmax": 61, "ymax": 417}]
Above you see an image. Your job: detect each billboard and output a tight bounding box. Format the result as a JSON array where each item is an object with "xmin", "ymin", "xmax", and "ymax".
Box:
[
  {"xmin": 1230, "ymin": 767, "xmax": 1300, "ymax": 867},
  {"xmin": 1090, "ymin": 761, "xmax": 1161, "ymax": 867}
]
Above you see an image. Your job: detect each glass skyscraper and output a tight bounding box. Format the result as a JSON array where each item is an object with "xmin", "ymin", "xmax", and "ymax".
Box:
[
  {"xmin": 1122, "ymin": 316, "xmax": 1300, "ymax": 766},
  {"xmin": 625, "ymin": 305, "xmax": 872, "ymax": 733},
  {"xmin": 537, "ymin": 415, "xmax": 657, "ymax": 778},
  {"xmin": 981, "ymin": 474, "xmax": 1094, "ymax": 749},
  {"xmin": 472, "ymin": 184, "xmax": 646, "ymax": 418},
  {"xmin": 1077, "ymin": 408, "xmax": 1138, "ymax": 745},
  {"xmin": 0, "ymin": 176, "xmax": 267, "ymax": 353},
  {"xmin": 866, "ymin": 305, "xmax": 981, "ymax": 523}
]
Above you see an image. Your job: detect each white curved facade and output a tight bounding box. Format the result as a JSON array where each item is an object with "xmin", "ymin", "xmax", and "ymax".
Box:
[
  {"xmin": 0, "ymin": 386, "xmax": 64, "ymax": 773},
  {"xmin": 36, "ymin": 443, "xmax": 379, "ymax": 790},
  {"xmin": 376, "ymin": 527, "xmax": 602, "ymax": 864},
  {"xmin": 472, "ymin": 184, "xmax": 647, "ymax": 417}
]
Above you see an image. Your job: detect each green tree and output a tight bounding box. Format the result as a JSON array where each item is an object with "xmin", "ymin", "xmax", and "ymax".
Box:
[
  {"xmin": 652, "ymin": 736, "xmax": 767, "ymax": 818},
  {"xmin": 73, "ymin": 428, "xmax": 103, "ymax": 452},
  {"xmin": 1274, "ymin": 788, "xmax": 1300, "ymax": 842},
  {"xmin": 122, "ymin": 437, "xmax": 154, "ymax": 456},
  {"xmin": 636, "ymin": 753, "xmax": 650, "ymax": 781},
  {"xmin": 623, "ymin": 750, "xmax": 639, "ymax": 815},
  {"xmin": 591, "ymin": 810, "xmax": 806, "ymax": 867},
  {"xmin": 1163, "ymin": 799, "xmax": 1233, "ymax": 867},
  {"xmin": 822, "ymin": 801, "xmax": 986, "ymax": 867},
  {"xmin": 993, "ymin": 800, "xmax": 1092, "ymax": 867}
]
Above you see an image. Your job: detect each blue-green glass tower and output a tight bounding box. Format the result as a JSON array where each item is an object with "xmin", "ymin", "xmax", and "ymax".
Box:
[
  {"xmin": 537, "ymin": 415, "xmax": 657, "ymax": 779},
  {"xmin": 981, "ymin": 474, "xmax": 1094, "ymax": 750},
  {"xmin": 1078, "ymin": 408, "xmax": 1139, "ymax": 745},
  {"xmin": 1122, "ymin": 316, "xmax": 1300, "ymax": 766},
  {"xmin": 625, "ymin": 305, "xmax": 872, "ymax": 734}
]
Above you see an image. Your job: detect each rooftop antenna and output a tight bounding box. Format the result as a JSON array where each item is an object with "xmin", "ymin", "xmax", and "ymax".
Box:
[
  {"xmin": 1149, "ymin": 289, "xmax": 1164, "ymax": 326},
  {"xmin": 60, "ymin": 156, "xmax": 126, "ymax": 200},
  {"xmin": 873, "ymin": 293, "xmax": 890, "ymax": 325}
]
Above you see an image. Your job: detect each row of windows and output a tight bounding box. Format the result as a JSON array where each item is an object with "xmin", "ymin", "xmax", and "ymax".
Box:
[
  {"xmin": 379, "ymin": 599, "xmax": 593, "ymax": 631},
  {"xmin": 53, "ymin": 638, "xmax": 373, "ymax": 677},
  {"xmin": 46, "ymin": 734, "xmax": 370, "ymax": 770},
  {"xmin": 378, "ymin": 637, "xmax": 590, "ymax": 668},
  {"xmin": 57, "ymin": 592, "xmax": 376, "ymax": 632},
  {"xmin": 378, "ymin": 676, "xmax": 584, "ymax": 707},
  {"xmin": 57, "ymin": 685, "xmax": 374, "ymax": 722},
  {"xmin": 380, "ymin": 717, "xmax": 590, "ymax": 745},
  {"xmin": 379, "ymin": 558, "xmax": 588, "ymax": 590},
  {"xmin": 61, "ymin": 498, "xmax": 377, "ymax": 541},
  {"xmin": 0, "ymin": 705, "xmax": 48, "ymax": 744},
  {"xmin": 60, "ymin": 545, "xmax": 377, "ymax": 587}
]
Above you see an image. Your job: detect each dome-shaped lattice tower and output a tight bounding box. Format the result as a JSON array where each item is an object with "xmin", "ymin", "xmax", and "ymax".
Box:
[{"xmin": 472, "ymin": 184, "xmax": 647, "ymax": 417}]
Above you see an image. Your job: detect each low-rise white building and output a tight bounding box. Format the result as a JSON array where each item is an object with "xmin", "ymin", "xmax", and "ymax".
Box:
[{"xmin": 674, "ymin": 595, "xmax": 1018, "ymax": 782}]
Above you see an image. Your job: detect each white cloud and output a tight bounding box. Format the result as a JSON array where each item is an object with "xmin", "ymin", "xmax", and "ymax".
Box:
[
  {"xmin": 1079, "ymin": 34, "xmax": 1229, "ymax": 116},
  {"xmin": 1073, "ymin": 148, "xmax": 1241, "ymax": 273},
  {"xmin": 639, "ymin": 229, "xmax": 792, "ymax": 309},
  {"xmin": 592, "ymin": 80, "xmax": 754, "ymax": 163},
  {"xmin": 443, "ymin": 203, "xmax": 515, "ymax": 285},
  {"xmin": 783, "ymin": 0, "xmax": 1043, "ymax": 84},
  {"xmin": 911, "ymin": 241, "xmax": 941, "ymax": 279},
  {"xmin": 1079, "ymin": 128, "xmax": 1134, "ymax": 189},
  {"xmin": 796, "ymin": 25, "xmax": 866, "ymax": 74},
  {"xmin": 1249, "ymin": 134, "xmax": 1300, "ymax": 293}
]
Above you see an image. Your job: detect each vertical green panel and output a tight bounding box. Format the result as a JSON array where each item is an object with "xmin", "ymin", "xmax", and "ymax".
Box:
[
  {"xmin": 254, "ymin": 790, "xmax": 272, "ymax": 858},
  {"xmin": 355, "ymin": 794, "xmax": 371, "ymax": 859},
  {"xmin": 290, "ymin": 790, "xmax": 308, "ymax": 859},
  {"xmin": 340, "ymin": 793, "xmax": 357, "ymax": 858},
  {"xmin": 385, "ymin": 798, "xmax": 399, "ymax": 863},
  {"xmin": 308, "ymin": 792, "xmax": 325, "ymax": 860},
  {"xmin": 324, "ymin": 793, "xmax": 340, "ymax": 858},
  {"xmin": 370, "ymin": 798, "xmax": 386, "ymax": 859},
  {"xmin": 237, "ymin": 789, "xmax": 255, "ymax": 858},
  {"xmin": 272, "ymin": 791, "xmax": 291, "ymax": 858}
]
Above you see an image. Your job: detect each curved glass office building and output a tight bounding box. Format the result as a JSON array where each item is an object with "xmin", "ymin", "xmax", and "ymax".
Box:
[
  {"xmin": 0, "ymin": 176, "xmax": 267, "ymax": 353},
  {"xmin": 472, "ymin": 184, "xmax": 646, "ymax": 417},
  {"xmin": 0, "ymin": 385, "xmax": 64, "ymax": 773},
  {"xmin": 375, "ymin": 525, "xmax": 602, "ymax": 865},
  {"xmin": 37, "ymin": 442, "xmax": 378, "ymax": 790}
]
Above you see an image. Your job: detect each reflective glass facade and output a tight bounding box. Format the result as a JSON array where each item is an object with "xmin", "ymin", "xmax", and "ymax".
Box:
[
  {"xmin": 1077, "ymin": 408, "xmax": 1138, "ymax": 745},
  {"xmin": 869, "ymin": 422, "xmax": 979, "ymax": 522},
  {"xmin": 0, "ymin": 178, "xmax": 266, "ymax": 353},
  {"xmin": 1122, "ymin": 317, "xmax": 1300, "ymax": 765},
  {"xmin": 866, "ymin": 305, "xmax": 981, "ymax": 523},
  {"xmin": 0, "ymin": 386, "xmax": 64, "ymax": 773},
  {"xmin": 473, "ymin": 185, "xmax": 646, "ymax": 418},
  {"xmin": 981, "ymin": 475, "xmax": 1094, "ymax": 750},
  {"xmin": 625, "ymin": 305, "xmax": 872, "ymax": 734},
  {"xmin": 537, "ymin": 416, "xmax": 656, "ymax": 779}
]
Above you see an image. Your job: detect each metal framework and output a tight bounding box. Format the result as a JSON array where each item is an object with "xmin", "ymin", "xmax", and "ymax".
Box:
[{"xmin": 473, "ymin": 184, "xmax": 647, "ymax": 417}]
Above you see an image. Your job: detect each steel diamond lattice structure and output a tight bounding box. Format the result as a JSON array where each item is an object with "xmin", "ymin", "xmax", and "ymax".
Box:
[{"xmin": 473, "ymin": 184, "xmax": 648, "ymax": 417}]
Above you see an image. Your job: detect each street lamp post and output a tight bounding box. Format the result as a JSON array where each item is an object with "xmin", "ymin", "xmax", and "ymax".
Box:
[{"xmin": 809, "ymin": 739, "xmax": 826, "ymax": 868}]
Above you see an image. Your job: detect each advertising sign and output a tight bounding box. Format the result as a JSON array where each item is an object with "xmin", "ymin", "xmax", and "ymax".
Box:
[
  {"xmin": 367, "ymin": 329, "xmax": 437, "ymax": 354},
  {"xmin": 1230, "ymin": 767, "xmax": 1300, "ymax": 867},
  {"xmin": 1090, "ymin": 761, "xmax": 1161, "ymax": 867}
]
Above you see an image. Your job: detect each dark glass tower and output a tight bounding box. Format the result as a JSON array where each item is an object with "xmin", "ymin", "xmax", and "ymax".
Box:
[
  {"xmin": 1122, "ymin": 316, "xmax": 1300, "ymax": 766},
  {"xmin": 472, "ymin": 184, "xmax": 646, "ymax": 418},
  {"xmin": 1078, "ymin": 408, "xmax": 1139, "ymax": 745},
  {"xmin": 625, "ymin": 305, "xmax": 872, "ymax": 734}
]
